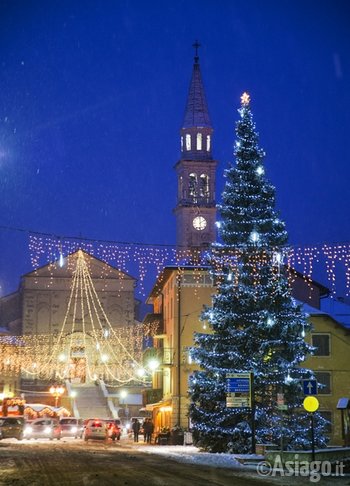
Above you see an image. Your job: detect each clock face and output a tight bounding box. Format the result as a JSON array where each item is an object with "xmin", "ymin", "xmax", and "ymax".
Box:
[{"xmin": 193, "ymin": 216, "xmax": 207, "ymax": 231}]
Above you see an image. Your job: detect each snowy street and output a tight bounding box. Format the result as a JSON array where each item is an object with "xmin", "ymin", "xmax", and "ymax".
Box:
[{"xmin": 0, "ymin": 437, "xmax": 347, "ymax": 485}]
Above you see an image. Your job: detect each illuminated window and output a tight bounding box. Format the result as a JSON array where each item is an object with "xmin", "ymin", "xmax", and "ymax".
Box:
[
  {"xmin": 181, "ymin": 136, "xmax": 183, "ymax": 151},
  {"xmin": 206, "ymin": 135, "xmax": 211, "ymax": 151},
  {"xmin": 199, "ymin": 174, "xmax": 209, "ymax": 198},
  {"xmin": 189, "ymin": 173, "xmax": 197, "ymax": 201},
  {"xmin": 196, "ymin": 133, "xmax": 202, "ymax": 150},
  {"xmin": 186, "ymin": 134, "xmax": 191, "ymax": 151}
]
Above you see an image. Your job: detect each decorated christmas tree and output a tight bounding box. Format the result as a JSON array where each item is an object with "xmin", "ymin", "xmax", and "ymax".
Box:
[{"xmin": 189, "ymin": 93, "xmax": 328, "ymax": 453}]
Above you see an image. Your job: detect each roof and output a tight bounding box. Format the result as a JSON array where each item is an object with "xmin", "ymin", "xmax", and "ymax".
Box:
[
  {"xmin": 321, "ymin": 297, "xmax": 350, "ymax": 330},
  {"xmin": 290, "ymin": 267, "xmax": 329, "ymax": 297},
  {"xmin": 182, "ymin": 58, "xmax": 211, "ymax": 129},
  {"xmin": 22, "ymin": 249, "xmax": 135, "ymax": 282},
  {"xmin": 146, "ymin": 265, "xmax": 210, "ymax": 302},
  {"xmin": 299, "ymin": 300, "xmax": 350, "ymax": 332}
]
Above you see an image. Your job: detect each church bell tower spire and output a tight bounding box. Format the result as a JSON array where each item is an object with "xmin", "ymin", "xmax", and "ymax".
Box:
[{"xmin": 174, "ymin": 42, "xmax": 218, "ymax": 250}]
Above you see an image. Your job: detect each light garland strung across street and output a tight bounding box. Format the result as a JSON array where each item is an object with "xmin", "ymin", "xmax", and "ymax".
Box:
[
  {"xmin": 1, "ymin": 250, "xmax": 159, "ymax": 382},
  {"xmin": 28, "ymin": 234, "xmax": 350, "ymax": 297}
]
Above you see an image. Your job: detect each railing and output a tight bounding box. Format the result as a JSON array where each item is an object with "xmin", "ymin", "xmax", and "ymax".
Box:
[
  {"xmin": 99, "ymin": 379, "xmax": 119, "ymax": 419},
  {"xmin": 142, "ymin": 388, "xmax": 163, "ymax": 406},
  {"xmin": 143, "ymin": 313, "xmax": 164, "ymax": 335}
]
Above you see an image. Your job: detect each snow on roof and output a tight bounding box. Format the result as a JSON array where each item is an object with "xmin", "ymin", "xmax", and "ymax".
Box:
[{"xmin": 321, "ymin": 297, "xmax": 350, "ymax": 329}]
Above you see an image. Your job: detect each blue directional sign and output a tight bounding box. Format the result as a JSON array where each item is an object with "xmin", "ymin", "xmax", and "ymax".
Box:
[
  {"xmin": 227, "ymin": 377, "xmax": 250, "ymax": 393},
  {"xmin": 226, "ymin": 373, "xmax": 252, "ymax": 408},
  {"xmin": 303, "ymin": 379, "xmax": 318, "ymax": 396}
]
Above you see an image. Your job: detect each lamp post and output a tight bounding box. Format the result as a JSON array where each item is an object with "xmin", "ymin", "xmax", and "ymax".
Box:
[
  {"xmin": 70, "ymin": 390, "xmax": 77, "ymax": 416},
  {"xmin": 120, "ymin": 390, "xmax": 128, "ymax": 419},
  {"xmin": 303, "ymin": 396, "xmax": 320, "ymax": 462},
  {"xmin": 49, "ymin": 385, "xmax": 65, "ymax": 408}
]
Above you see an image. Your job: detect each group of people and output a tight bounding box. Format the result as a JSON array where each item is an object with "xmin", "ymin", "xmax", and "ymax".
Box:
[{"xmin": 131, "ymin": 417, "xmax": 154, "ymax": 444}]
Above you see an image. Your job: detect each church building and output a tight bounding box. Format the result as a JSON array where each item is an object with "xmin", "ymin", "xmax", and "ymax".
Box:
[{"xmin": 174, "ymin": 42, "xmax": 218, "ymax": 251}]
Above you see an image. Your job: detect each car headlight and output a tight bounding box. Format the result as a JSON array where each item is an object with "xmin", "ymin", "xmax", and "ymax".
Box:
[
  {"xmin": 44, "ymin": 426, "xmax": 51, "ymax": 434},
  {"xmin": 71, "ymin": 426, "xmax": 78, "ymax": 433},
  {"xmin": 24, "ymin": 426, "xmax": 33, "ymax": 435}
]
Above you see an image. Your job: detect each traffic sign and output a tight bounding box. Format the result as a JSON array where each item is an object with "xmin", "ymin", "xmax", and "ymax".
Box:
[
  {"xmin": 303, "ymin": 379, "xmax": 317, "ymax": 396},
  {"xmin": 303, "ymin": 396, "xmax": 319, "ymax": 413},
  {"xmin": 226, "ymin": 373, "xmax": 252, "ymax": 408}
]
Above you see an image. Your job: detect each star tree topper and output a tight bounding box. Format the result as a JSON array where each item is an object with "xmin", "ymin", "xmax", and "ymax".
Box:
[{"xmin": 240, "ymin": 91, "xmax": 250, "ymax": 106}]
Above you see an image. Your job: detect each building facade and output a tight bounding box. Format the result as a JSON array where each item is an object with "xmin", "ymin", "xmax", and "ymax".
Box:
[
  {"xmin": 304, "ymin": 309, "xmax": 350, "ymax": 446},
  {"xmin": 0, "ymin": 250, "xmax": 141, "ymax": 386},
  {"xmin": 144, "ymin": 266, "xmax": 349, "ymax": 445}
]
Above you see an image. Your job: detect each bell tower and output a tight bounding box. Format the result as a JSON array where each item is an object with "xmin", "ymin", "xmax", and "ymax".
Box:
[{"xmin": 174, "ymin": 42, "xmax": 218, "ymax": 250}]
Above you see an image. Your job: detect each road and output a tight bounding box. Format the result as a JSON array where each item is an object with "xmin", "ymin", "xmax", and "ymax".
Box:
[{"xmin": 0, "ymin": 437, "xmax": 270, "ymax": 486}]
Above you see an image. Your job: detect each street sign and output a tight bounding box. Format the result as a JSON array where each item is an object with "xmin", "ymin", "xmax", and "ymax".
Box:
[
  {"xmin": 303, "ymin": 379, "xmax": 318, "ymax": 396},
  {"xmin": 277, "ymin": 393, "xmax": 284, "ymax": 406},
  {"xmin": 226, "ymin": 373, "xmax": 252, "ymax": 408},
  {"xmin": 303, "ymin": 396, "xmax": 319, "ymax": 413}
]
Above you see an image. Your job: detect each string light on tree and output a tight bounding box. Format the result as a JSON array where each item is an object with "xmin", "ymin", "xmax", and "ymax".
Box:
[{"xmin": 188, "ymin": 92, "xmax": 328, "ymax": 454}]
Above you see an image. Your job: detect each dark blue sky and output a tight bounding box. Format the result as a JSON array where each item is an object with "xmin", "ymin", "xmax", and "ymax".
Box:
[{"xmin": 0, "ymin": 0, "xmax": 349, "ymax": 296}]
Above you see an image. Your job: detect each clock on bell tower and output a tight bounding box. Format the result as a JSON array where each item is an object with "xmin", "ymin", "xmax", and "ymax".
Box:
[{"xmin": 174, "ymin": 42, "xmax": 218, "ymax": 251}]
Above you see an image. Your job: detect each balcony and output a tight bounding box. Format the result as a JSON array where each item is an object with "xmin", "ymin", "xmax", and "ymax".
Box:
[
  {"xmin": 143, "ymin": 313, "xmax": 164, "ymax": 337},
  {"xmin": 142, "ymin": 388, "xmax": 163, "ymax": 406},
  {"xmin": 143, "ymin": 347, "xmax": 174, "ymax": 367}
]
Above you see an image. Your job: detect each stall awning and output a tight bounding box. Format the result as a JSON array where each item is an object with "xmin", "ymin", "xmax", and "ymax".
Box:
[{"xmin": 145, "ymin": 399, "xmax": 172, "ymax": 411}]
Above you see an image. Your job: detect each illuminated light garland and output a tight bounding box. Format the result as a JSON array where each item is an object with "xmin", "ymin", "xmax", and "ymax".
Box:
[
  {"xmin": 6, "ymin": 251, "xmax": 159, "ymax": 383},
  {"xmin": 27, "ymin": 234, "xmax": 350, "ymax": 297}
]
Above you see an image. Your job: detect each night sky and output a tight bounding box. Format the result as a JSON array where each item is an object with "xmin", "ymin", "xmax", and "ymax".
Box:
[{"xmin": 0, "ymin": 0, "xmax": 349, "ymax": 297}]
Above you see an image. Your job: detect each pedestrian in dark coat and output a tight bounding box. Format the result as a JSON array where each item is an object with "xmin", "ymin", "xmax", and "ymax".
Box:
[
  {"xmin": 142, "ymin": 419, "xmax": 148, "ymax": 442},
  {"xmin": 132, "ymin": 418, "xmax": 140, "ymax": 442},
  {"xmin": 144, "ymin": 419, "xmax": 154, "ymax": 444}
]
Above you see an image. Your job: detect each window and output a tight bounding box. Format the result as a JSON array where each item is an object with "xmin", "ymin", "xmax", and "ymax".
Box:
[
  {"xmin": 180, "ymin": 136, "xmax": 183, "ymax": 151},
  {"xmin": 312, "ymin": 334, "xmax": 330, "ymax": 356},
  {"xmin": 189, "ymin": 173, "xmax": 197, "ymax": 201},
  {"xmin": 179, "ymin": 176, "xmax": 184, "ymax": 199},
  {"xmin": 314, "ymin": 371, "xmax": 331, "ymax": 395},
  {"xmin": 199, "ymin": 174, "xmax": 209, "ymax": 198},
  {"xmin": 186, "ymin": 134, "xmax": 191, "ymax": 151},
  {"xmin": 206, "ymin": 135, "xmax": 211, "ymax": 151},
  {"xmin": 196, "ymin": 132, "xmax": 202, "ymax": 150},
  {"xmin": 318, "ymin": 411, "xmax": 332, "ymax": 434}
]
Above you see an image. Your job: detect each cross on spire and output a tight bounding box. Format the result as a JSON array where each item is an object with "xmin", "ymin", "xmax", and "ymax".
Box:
[{"xmin": 193, "ymin": 40, "xmax": 201, "ymax": 64}]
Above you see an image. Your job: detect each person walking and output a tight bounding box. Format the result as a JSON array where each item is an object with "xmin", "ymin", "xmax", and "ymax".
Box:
[
  {"xmin": 132, "ymin": 418, "xmax": 140, "ymax": 442},
  {"xmin": 144, "ymin": 418, "xmax": 154, "ymax": 444},
  {"xmin": 142, "ymin": 419, "xmax": 148, "ymax": 442}
]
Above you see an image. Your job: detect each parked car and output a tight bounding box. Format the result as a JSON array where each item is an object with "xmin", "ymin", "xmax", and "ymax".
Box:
[
  {"xmin": 104, "ymin": 419, "xmax": 121, "ymax": 441},
  {"xmin": 59, "ymin": 417, "xmax": 84, "ymax": 438},
  {"xmin": 23, "ymin": 418, "xmax": 61, "ymax": 440},
  {"xmin": 0, "ymin": 417, "xmax": 24, "ymax": 440},
  {"xmin": 83, "ymin": 419, "xmax": 108, "ymax": 441}
]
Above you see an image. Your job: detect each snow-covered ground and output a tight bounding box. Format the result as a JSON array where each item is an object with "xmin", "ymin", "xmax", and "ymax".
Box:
[{"xmin": 130, "ymin": 443, "xmax": 255, "ymax": 469}]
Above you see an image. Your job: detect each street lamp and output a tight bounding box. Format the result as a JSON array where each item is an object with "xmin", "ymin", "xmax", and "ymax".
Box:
[
  {"xmin": 148, "ymin": 359, "xmax": 160, "ymax": 372},
  {"xmin": 49, "ymin": 385, "xmax": 65, "ymax": 408}
]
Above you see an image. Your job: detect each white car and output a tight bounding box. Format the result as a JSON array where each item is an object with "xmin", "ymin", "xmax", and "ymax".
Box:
[
  {"xmin": 83, "ymin": 419, "xmax": 108, "ymax": 442},
  {"xmin": 23, "ymin": 418, "xmax": 61, "ymax": 440},
  {"xmin": 59, "ymin": 417, "xmax": 84, "ymax": 438}
]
